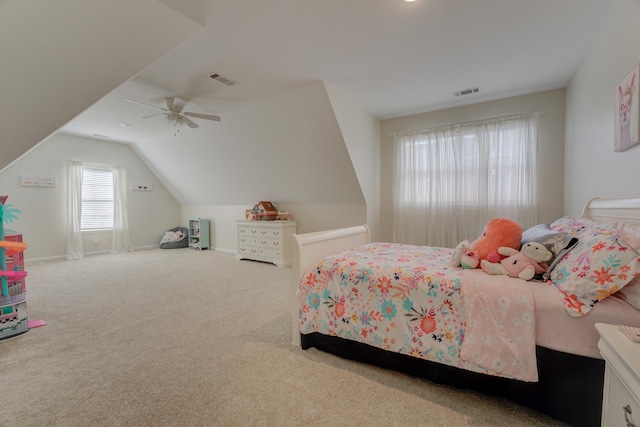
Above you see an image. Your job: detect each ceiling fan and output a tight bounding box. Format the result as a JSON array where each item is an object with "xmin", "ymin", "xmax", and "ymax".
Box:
[{"xmin": 123, "ymin": 97, "xmax": 221, "ymax": 129}]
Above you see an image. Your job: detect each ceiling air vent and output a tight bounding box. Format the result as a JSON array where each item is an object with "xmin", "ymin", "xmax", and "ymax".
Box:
[
  {"xmin": 209, "ymin": 73, "xmax": 237, "ymax": 86},
  {"xmin": 452, "ymin": 86, "xmax": 480, "ymax": 97}
]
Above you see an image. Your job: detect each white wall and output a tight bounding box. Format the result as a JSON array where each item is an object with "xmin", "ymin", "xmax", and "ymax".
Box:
[
  {"xmin": 325, "ymin": 82, "xmax": 382, "ymax": 240},
  {"xmin": 380, "ymin": 89, "xmax": 567, "ymax": 243},
  {"xmin": 133, "ymin": 81, "xmax": 368, "ymax": 252},
  {"xmin": 564, "ymin": 0, "xmax": 640, "ymax": 216},
  {"xmin": 1, "ymin": 80, "xmax": 376, "ymax": 257},
  {"xmin": 134, "ymin": 81, "xmax": 365, "ymax": 206},
  {"xmin": 0, "ymin": 134, "xmax": 181, "ymax": 260},
  {"xmin": 181, "ymin": 203, "xmax": 366, "ymax": 252}
]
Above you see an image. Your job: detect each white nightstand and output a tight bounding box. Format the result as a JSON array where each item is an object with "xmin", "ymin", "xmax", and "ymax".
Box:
[{"xmin": 596, "ymin": 323, "xmax": 640, "ymax": 427}]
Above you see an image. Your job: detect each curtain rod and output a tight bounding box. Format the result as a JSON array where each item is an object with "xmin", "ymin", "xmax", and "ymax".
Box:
[{"xmin": 389, "ymin": 109, "xmax": 546, "ymax": 137}]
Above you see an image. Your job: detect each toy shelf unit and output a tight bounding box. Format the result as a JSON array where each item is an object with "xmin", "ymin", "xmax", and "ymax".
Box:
[
  {"xmin": 188, "ymin": 218, "xmax": 210, "ymax": 250},
  {"xmin": 0, "ymin": 232, "xmax": 28, "ymax": 339}
]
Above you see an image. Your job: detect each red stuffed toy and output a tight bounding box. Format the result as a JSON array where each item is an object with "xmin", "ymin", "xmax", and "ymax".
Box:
[{"xmin": 451, "ymin": 218, "xmax": 523, "ymax": 269}]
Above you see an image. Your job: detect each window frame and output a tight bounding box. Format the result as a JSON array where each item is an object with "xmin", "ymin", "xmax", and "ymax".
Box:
[{"xmin": 80, "ymin": 166, "xmax": 114, "ymax": 231}]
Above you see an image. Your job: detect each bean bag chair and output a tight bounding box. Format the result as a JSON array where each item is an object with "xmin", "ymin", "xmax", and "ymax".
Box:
[{"xmin": 159, "ymin": 226, "xmax": 189, "ymax": 249}]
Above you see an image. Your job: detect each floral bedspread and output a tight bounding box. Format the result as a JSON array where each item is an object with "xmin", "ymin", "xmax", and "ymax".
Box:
[{"xmin": 297, "ymin": 242, "xmax": 538, "ymax": 382}]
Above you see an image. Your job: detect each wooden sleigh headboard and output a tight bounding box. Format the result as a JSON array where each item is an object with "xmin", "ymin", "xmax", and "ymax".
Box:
[{"xmin": 582, "ymin": 196, "xmax": 640, "ymax": 225}]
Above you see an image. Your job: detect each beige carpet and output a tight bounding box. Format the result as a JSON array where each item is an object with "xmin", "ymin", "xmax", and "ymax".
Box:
[{"xmin": 1, "ymin": 248, "xmax": 566, "ymax": 426}]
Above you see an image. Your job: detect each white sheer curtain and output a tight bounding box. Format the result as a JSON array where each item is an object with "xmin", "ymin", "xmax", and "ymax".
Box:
[
  {"xmin": 393, "ymin": 112, "xmax": 539, "ymax": 248},
  {"xmin": 111, "ymin": 166, "xmax": 134, "ymax": 253},
  {"xmin": 66, "ymin": 160, "xmax": 84, "ymax": 260}
]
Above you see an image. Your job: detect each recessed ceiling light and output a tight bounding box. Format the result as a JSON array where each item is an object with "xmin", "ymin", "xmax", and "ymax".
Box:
[
  {"xmin": 404, "ymin": 0, "xmax": 416, "ymax": 2},
  {"xmin": 120, "ymin": 123, "xmax": 131, "ymax": 127}
]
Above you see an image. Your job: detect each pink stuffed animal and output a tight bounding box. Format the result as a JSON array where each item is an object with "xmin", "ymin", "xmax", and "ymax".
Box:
[
  {"xmin": 451, "ymin": 218, "xmax": 523, "ymax": 269},
  {"xmin": 481, "ymin": 241, "xmax": 553, "ymax": 281}
]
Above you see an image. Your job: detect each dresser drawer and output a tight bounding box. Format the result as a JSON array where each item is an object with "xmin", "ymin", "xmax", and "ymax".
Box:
[
  {"xmin": 238, "ymin": 236, "xmax": 259, "ymax": 246},
  {"xmin": 256, "ymin": 228, "xmax": 284, "ymax": 239},
  {"xmin": 239, "ymin": 227, "xmax": 284, "ymax": 242},
  {"xmin": 238, "ymin": 226, "xmax": 259, "ymax": 236},
  {"xmin": 257, "ymin": 238, "xmax": 283, "ymax": 249},
  {"xmin": 238, "ymin": 245, "xmax": 281, "ymax": 259},
  {"xmin": 607, "ymin": 367, "xmax": 640, "ymax": 427},
  {"xmin": 256, "ymin": 247, "xmax": 282, "ymax": 260},
  {"xmin": 238, "ymin": 245, "xmax": 259, "ymax": 256},
  {"xmin": 236, "ymin": 220, "xmax": 297, "ymax": 267},
  {"xmin": 239, "ymin": 236, "xmax": 282, "ymax": 249}
]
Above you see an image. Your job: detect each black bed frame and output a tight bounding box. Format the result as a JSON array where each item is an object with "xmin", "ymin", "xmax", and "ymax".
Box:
[{"xmin": 301, "ymin": 333, "xmax": 604, "ymax": 427}]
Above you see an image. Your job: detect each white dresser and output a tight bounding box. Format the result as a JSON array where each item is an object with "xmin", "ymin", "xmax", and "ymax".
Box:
[
  {"xmin": 596, "ymin": 323, "xmax": 640, "ymax": 427},
  {"xmin": 236, "ymin": 220, "xmax": 297, "ymax": 267}
]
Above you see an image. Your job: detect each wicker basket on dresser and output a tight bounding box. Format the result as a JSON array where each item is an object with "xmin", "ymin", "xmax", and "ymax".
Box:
[{"xmin": 236, "ymin": 220, "xmax": 297, "ymax": 267}]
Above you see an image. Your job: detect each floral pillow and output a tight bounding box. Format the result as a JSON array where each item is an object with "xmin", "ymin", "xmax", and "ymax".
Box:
[
  {"xmin": 550, "ymin": 216, "xmax": 615, "ymax": 238},
  {"xmin": 549, "ymin": 230, "xmax": 640, "ymax": 316},
  {"xmin": 611, "ymin": 222, "xmax": 640, "ymax": 310},
  {"xmin": 614, "ymin": 221, "xmax": 640, "ymax": 251}
]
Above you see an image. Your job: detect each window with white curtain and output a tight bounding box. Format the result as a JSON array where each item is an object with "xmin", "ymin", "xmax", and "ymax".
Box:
[
  {"xmin": 81, "ymin": 167, "xmax": 114, "ymax": 230},
  {"xmin": 393, "ymin": 112, "xmax": 539, "ymax": 248}
]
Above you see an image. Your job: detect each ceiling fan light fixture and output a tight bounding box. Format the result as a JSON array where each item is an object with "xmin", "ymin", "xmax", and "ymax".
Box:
[{"xmin": 162, "ymin": 114, "xmax": 178, "ymax": 125}]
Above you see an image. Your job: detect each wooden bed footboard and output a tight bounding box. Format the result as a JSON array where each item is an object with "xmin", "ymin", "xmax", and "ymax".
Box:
[{"xmin": 289, "ymin": 225, "xmax": 370, "ymax": 346}]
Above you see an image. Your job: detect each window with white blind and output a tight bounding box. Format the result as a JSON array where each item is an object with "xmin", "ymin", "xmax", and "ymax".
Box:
[{"xmin": 81, "ymin": 167, "xmax": 114, "ymax": 230}]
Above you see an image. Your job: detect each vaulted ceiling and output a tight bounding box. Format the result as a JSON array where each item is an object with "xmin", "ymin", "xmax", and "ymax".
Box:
[{"xmin": 1, "ymin": 0, "xmax": 615, "ymax": 206}]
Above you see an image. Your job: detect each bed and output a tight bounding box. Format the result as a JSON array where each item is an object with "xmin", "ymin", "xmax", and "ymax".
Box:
[{"xmin": 289, "ymin": 196, "xmax": 640, "ymax": 427}]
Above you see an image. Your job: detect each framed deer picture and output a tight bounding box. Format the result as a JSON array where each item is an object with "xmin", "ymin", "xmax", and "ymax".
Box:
[{"xmin": 615, "ymin": 64, "xmax": 639, "ymax": 152}]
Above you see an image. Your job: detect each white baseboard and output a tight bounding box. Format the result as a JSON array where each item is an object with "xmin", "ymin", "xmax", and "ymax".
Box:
[
  {"xmin": 213, "ymin": 247, "xmax": 236, "ymax": 255},
  {"xmin": 26, "ymin": 244, "xmax": 161, "ymax": 262}
]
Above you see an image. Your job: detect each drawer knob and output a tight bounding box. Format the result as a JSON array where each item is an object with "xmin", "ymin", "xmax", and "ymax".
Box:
[{"xmin": 625, "ymin": 405, "xmax": 636, "ymax": 427}]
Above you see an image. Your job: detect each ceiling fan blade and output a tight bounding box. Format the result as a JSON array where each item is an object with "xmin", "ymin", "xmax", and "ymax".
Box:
[
  {"xmin": 141, "ymin": 113, "xmax": 163, "ymax": 119},
  {"xmin": 183, "ymin": 111, "xmax": 221, "ymax": 122},
  {"xmin": 181, "ymin": 116, "xmax": 199, "ymax": 128},
  {"xmin": 166, "ymin": 97, "xmax": 186, "ymax": 113},
  {"xmin": 123, "ymin": 98, "xmax": 167, "ymax": 111}
]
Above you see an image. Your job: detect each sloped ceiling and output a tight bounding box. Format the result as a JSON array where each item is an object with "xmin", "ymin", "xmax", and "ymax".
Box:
[
  {"xmin": 58, "ymin": 0, "xmax": 614, "ymax": 147},
  {"xmin": 1, "ymin": 0, "xmax": 616, "ymax": 209},
  {"xmin": 133, "ymin": 81, "xmax": 366, "ymax": 206},
  {"xmin": 0, "ymin": 0, "xmax": 202, "ymax": 171}
]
